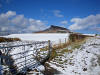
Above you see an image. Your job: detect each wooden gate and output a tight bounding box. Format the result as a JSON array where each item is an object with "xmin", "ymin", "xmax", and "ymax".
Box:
[{"xmin": 0, "ymin": 40, "xmax": 52, "ymax": 75}]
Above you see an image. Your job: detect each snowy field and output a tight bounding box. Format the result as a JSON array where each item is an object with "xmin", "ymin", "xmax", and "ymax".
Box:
[
  {"xmin": 3, "ymin": 33, "xmax": 70, "ymax": 45},
  {"xmin": 48, "ymin": 37, "xmax": 100, "ymax": 75}
]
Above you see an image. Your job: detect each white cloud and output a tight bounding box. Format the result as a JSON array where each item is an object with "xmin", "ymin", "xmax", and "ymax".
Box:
[
  {"xmin": 69, "ymin": 14, "xmax": 100, "ymax": 30},
  {"xmin": 6, "ymin": 11, "xmax": 16, "ymax": 17},
  {"xmin": 60, "ymin": 20, "xmax": 68, "ymax": 25},
  {"xmin": 11, "ymin": 15, "xmax": 29, "ymax": 27},
  {"xmin": 27, "ymin": 19, "xmax": 46, "ymax": 32},
  {"xmin": 0, "ymin": 11, "xmax": 46, "ymax": 33},
  {"xmin": 91, "ymin": 27, "xmax": 100, "ymax": 31},
  {"xmin": 53, "ymin": 10, "xmax": 64, "ymax": 17}
]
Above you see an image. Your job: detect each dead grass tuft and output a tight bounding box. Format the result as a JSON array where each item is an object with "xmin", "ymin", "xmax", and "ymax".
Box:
[{"xmin": 0, "ymin": 37, "xmax": 21, "ymax": 43}]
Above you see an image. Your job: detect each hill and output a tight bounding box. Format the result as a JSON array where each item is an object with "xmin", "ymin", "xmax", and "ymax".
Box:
[{"xmin": 35, "ymin": 25, "xmax": 71, "ymax": 33}]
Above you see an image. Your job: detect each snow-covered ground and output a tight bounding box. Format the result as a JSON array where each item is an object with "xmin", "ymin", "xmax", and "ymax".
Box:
[
  {"xmin": 1, "ymin": 33, "xmax": 99, "ymax": 75},
  {"xmin": 48, "ymin": 37, "xmax": 100, "ymax": 75},
  {"xmin": 3, "ymin": 33, "xmax": 69, "ymax": 45}
]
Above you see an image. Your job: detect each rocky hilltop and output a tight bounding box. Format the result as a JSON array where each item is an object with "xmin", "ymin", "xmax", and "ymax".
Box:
[{"xmin": 35, "ymin": 25, "xmax": 71, "ymax": 33}]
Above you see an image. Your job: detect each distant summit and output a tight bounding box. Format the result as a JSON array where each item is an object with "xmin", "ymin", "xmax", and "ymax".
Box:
[{"xmin": 35, "ymin": 25, "xmax": 71, "ymax": 33}]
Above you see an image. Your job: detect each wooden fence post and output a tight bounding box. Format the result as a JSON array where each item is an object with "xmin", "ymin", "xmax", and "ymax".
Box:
[
  {"xmin": 65, "ymin": 38, "xmax": 66, "ymax": 44},
  {"xmin": 48, "ymin": 40, "xmax": 52, "ymax": 57},
  {"xmin": 48, "ymin": 40, "xmax": 50, "ymax": 53}
]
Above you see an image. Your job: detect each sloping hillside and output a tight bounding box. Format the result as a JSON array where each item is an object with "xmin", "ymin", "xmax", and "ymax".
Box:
[{"xmin": 46, "ymin": 36, "xmax": 100, "ymax": 75}]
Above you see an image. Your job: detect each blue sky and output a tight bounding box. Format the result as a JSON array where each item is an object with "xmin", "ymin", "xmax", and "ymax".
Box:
[{"xmin": 0, "ymin": 0, "xmax": 100, "ymax": 34}]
